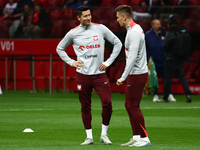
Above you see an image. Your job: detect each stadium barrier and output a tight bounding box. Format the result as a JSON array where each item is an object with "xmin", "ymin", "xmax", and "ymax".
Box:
[{"xmin": 0, "ymin": 39, "xmax": 200, "ymax": 94}]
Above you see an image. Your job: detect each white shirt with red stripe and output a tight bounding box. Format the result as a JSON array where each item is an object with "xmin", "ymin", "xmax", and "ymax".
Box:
[
  {"xmin": 120, "ymin": 21, "xmax": 148, "ymax": 82},
  {"xmin": 56, "ymin": 23, "xmax": 122, "ymax": 75}
]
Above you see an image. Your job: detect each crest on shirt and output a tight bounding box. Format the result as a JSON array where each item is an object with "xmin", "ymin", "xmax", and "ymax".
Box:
[
  {"xmin": 93, "ymin": 35, "xmax": 98, "ymax": 41},
  {"xmin": 77, "ymin": 84, "xmax": 82, "ymax": 90}
]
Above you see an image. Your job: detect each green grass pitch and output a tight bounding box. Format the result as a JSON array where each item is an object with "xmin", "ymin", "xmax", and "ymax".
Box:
[{"xmin": 0, "ymin": 91, "xmax": 200, "ymax": 150}]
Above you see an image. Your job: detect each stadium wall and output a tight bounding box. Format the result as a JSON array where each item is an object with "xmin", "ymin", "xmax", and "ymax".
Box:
[{"xmin": 0, "ymin": 39, "xmax": 200, "ymax": 94}]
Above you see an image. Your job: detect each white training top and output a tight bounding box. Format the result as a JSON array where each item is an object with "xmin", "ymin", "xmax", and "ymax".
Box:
[
  {"xmin": 120, "ymin": 21, "xmax": 148, "ymax": 82},
  {"xmin": 4, "ymin": 2, "xmax": 17, "ymax": 14},
  {"xmin": 56, "ymin": 23, "xmax": 122, "ymax": 75}
]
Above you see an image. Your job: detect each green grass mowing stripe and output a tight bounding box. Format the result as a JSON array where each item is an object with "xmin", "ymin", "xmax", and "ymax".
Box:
[{"xmin": 0, "ymin": 91, "xmax": 200, "ymax": 150}]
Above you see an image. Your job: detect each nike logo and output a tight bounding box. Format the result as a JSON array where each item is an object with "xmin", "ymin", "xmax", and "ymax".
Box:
[
  {"xmin": 104, "ymin": 82, "xmax": 109, "ymax": 84},
  {"xmin": 127, "ymin": 84, "xmax": 131, "ymax": 87}
]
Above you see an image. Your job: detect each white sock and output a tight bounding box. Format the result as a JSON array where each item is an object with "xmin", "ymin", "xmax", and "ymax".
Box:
[
  {"xmin": 141, "ymin": 137, "xmax": 150, "ymax": 142},
  {"xmin": 86, "ymin": 129, "xmax": 93, "ymax": 139},
  {"xmin": 101, "ymin": 124, "xmax": 108, "ymax": 135},
  {"xmin": 133, "ymin": 135, "xmax": 140, "ymax": 141}
]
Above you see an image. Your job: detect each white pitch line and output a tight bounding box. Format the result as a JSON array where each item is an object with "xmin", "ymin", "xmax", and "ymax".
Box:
[{"xmin": 0, "ymin": 107, "xmax": 200, "ymax": 111}]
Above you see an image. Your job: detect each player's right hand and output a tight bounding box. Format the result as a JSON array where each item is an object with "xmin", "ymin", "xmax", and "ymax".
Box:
[
  {"xmin": 72, "ymin": 61, "xmax": 83, "ymax": 69},
  {"xmin": 116, "ymin": 78, "xmax": 123, "ymax": 86}
]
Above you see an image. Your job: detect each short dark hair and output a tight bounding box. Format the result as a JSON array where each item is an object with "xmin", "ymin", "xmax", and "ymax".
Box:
[
  {"xmin": 76, "ymin": 5, "xmax": 90, "ymax": 17},
  {"xmin": 168, "ymin": 14, "xmax": 178, "ymax": 26},
  {"xmin": 115, "ymin": 5, "xmax": 132, "ymax": 18}
]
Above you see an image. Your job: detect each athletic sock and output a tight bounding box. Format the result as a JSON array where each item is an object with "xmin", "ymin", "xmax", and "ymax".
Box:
[
  {"xmin": 133, "ymin": 135, "xmax": 140, "ymax": 141},
  {"xmin": 86, "ymin": 129, "xmax": 93, "ymax": 139},
  {"xmin": 141, "ymin": 137, "xmax": 150, "ymax": 142},
  {"xmin": 101, "ymin": 124, "xmax": 108, "ymax": 135}
]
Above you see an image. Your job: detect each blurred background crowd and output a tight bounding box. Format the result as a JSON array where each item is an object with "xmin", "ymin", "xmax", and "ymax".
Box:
[{"xmin": 0, "ymin": 0, "xmax": 200, "ymax": 40}]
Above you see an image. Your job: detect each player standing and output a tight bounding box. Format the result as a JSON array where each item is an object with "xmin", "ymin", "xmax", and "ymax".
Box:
[
  {"xmin": 115, "ymin": 5, "xmax": 151, "ymax": 147},
  {"xmin": 56, "ymin": 6, "xmax": 122, "ymax": 145}
]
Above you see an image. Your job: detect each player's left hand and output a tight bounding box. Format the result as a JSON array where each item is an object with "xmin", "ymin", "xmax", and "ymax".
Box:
[
  {"xmin": 116, "ymin": 78, "xmax": 123, "ymax": 86},
  {"xmin": 99, "ymin": 63, "xmax": 107, "ymax": 71}
]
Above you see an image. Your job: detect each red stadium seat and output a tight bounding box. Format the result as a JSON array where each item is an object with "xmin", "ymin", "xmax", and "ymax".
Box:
[
  {"xmin": 51, "ymin": 62, "xmax": 63, "ymax": 92},
  {"xmin": 128, "ymin": 0, "xmax": 142, "ymax": 6},
  {"xmin": 0, "ymin": 19, "xmax": 12, "ymax": 38},
  {"xmin": 62, "ymin": 19, "xmax": 79, "ymax": 33},
  {"xmin": 47, "ymin": 0, "xmax": 63, "ymax": 7},
  {"xmin": 34, "ymin": 0, "xmax": 47, "ymax": 7},
  {"xmin": 96, "ymin": 19, "xmax": 109, "ymax": 26},
  {"xmin": 0, "ymin": 0, "xmax": 8, "ymax": 7},
  {"xmin": 103, "ymin": 9, "xmax": 116, "ymax": 20},
  {"xmin": 50, "ymin": 10, "xmax": 63, "ymax": 20},
  {"xmin": 50, "ymin": 19, "xmax": 64, "ymax": 38},
  {"xmin": 135, "ymin": 19, "xmax": 151, "ymax": 32},
  {"xmin": 62, "ymin": 9, "xmax": 76, "ymax": 20},
  {"xmin": 194, "ymin": 21, "xmax": 200, "ymax": 31},
  {"xmin": 195, "ymin": 65, "xmax": 200, "ymax": 83},
  {"xmin": 107, "ymin": 19, "xmax": 122, "ymax": 32},
  {"xmin": 190, "ymin": 0, "xmax": 200, "ymax": 5},
  {"xmin": 66, "ymin": 64, "xmax": 76, "ymax": 93},
  {"xmin": 172, "ymin": 0, "xmax": 179, "ymax": 5},
  {"xmin": 35, "ymin": 61, "xmax": 49, "ymax": 92},
  {"xmin": 91, "ymin": 9, "xmax": 105, "ymax": 20},
  {"xmin": 184, "ymin": 51, "xmax": 200, "ymax": 84},
  {"xmin": 180, "ymin": 18, "xmax": 195, "ymax": 32},
  {"xmin": 114, "ymin": 0, "xmax": 128, "ymax": 6}
]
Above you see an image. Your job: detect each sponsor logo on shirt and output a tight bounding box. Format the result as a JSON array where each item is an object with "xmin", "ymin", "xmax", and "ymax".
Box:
[
  {"xmin": 78, "ymin": 44, "xmax": 100, "ymax": 51},
  {"xmin": 85, "ymin": 54, "xmax": 97, "ymax": 59},
  {"xmin": 79, "ymin": 46, "xmax": 85, "ymax": 51},
  {"xmin": 93, "ymin": 35, "xmax": 98, "ymax": 41}
]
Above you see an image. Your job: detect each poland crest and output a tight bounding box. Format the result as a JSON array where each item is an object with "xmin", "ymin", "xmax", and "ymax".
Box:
[
  {"xmin": 77, "ymin": 84, "xmax": 82, "ymax": 90},
  {"xmin": 93, "ymin": 35, "xmax": 98, "ymax": 41}
]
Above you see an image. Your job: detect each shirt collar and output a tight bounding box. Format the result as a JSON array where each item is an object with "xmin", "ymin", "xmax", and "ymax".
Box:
[{"xmin": 125, "ymin": 21, "xmax": 136, "ymax": 30}]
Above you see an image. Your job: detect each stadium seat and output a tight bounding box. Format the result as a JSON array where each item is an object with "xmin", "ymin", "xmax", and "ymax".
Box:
[
  {"xmin": 172, "ymin": 0, "xmax": 179, "ymax": 5},
  {"xmin": 66, "ymin": 65, "xmax": 76, "ymax": 93},
  {"xmin": 0, "ymin": 20, "xmax": 12, "ymax": 38},
  {"xmin": 184, "ymin": 51, "xmax": 200, "ymax": 84},
  {"xmin": 128, "ymin": 0, "xmax": 142, "ymax": 6},
  {"xmin": 96, "ymin": 19, "xmax": 109, "ymax": 26},
  {"xmin": 195, "ymin": 21, "xmax": 200, "ymax": 31},
  {"xmin": 159, "ymin": 19, "xmax": 168, "ymax": 31},
  {"xmin": 47, "ymin": 0, "xmax": 63, "ymax": 7},
  {"xmin": 135, "ymin": 19, "xmax": 151, "ymax": 32},
  {"xmin": 91, "ymin": 9, "xmax": 105, "ymax": 20},
  {"xmin": 62, "ymin": 19, "xmax": 79, "ymax": 33},
  {"xmin": 103, "ymin": 9, "xmax": 116, "ymax": 19},
  {"xmin": 62, "ymin": 9, "xmax": 76, "ymax": 20},
  {"xmin": 52, "ymin": 62, "xmax": 63, "ymax": 92},
  {"xmin": 195, "ymin": 65, "xmax": 200, "ymax": 83},
  {"xmin": 100, "ymin": 0, "xmax": 112, "ymax": 6},
  {"xmin": 113, "ymin": 0, "xmax": 128, "ymax": 6},
  {"xmin": 107, "ymin": 19, "xmax": 121, "ymax": 32},
  {"xmin": 35, "ymin": 61, "xmax": 49, "ymax": 92},
  {"xmin": 34, "ymin": 0, "xmax": 47, "ymax": 7},
  {"xmin": 180, "ymin": 18, "xmax": 195, "ymax": 32},
  {"xmin": 109, "ymin": 61, "xmax": 125, "ymax": 83},
  {"xmin": 0, "ymin": 0, "xmax": 8, "ymax": 7},
  {"xmin": 50, "ymin": 9, "xmax": 63, "ymax": 20},
  {"xmin": 50, "ymin": 19, "xmax": 64, "ymax": 38},
  {"xmin": 190, "ymin": 0, "xmax": 200, "ymax": 5},
  {"xmin": 188, "ymin": 9, "xmax": 200, "ymax": 20}
]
